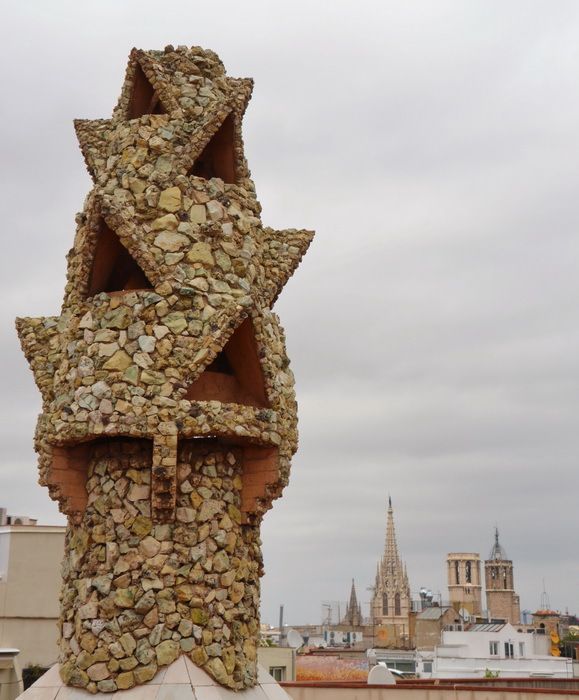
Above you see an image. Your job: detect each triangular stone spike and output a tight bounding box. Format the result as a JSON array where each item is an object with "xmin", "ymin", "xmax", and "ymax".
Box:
[
  {"xmin": 114, "ymin": 48, "xmax": 178, "ymax": 120},
  {"xmin": 74, "ymin": 118, "xmax": 112, "ymax": 181},
  {"xmin": 15, "ymin": 316, "xmax": 61, "ymax": 403},
  {"xmin": 260, "ymin": 228, "xmax": 315, "ymax": 306}
]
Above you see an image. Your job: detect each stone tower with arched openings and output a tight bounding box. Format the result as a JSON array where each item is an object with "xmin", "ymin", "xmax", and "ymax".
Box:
[
  {"xmin": 485, "ymin": 528, "xmax": 520, "ymax": 623},
  {"xmin": 447, "ymin": 552, "xmax": 482, "ymax": 617}
]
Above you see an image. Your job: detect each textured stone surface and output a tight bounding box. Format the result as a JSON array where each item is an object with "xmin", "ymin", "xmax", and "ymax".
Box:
[
  {"xmin": 17, "ymin": 657, "xmax": 289, "ymax": 698},
  {"xmin": 16, "ymin": 44, "xmax": 313, "ymax": 693}
]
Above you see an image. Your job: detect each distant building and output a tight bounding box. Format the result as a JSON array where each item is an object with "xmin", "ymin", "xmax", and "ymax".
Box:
[
  {"xmin": 341, "ymin": 580, "xmax": 363, "ymax": 627},
  {"xmin": 371, "ymin": 498, "xmax": 412, "ymax": 646},
  {"xmin": 257, "ymin": 646, "xmax": 296, "ymax": 682},
  {"xmin": 414, "ymin": 606, "xmax": 462, "ymax": 650},
  {"xmin": 416, "ymin": 622, "xmax": 572, "ymax": 678},
  {"xmin": 485, "ymin": 528, "xmax": 520, "ymax": 624},
  {"xmin": 447, "ymin": 552, "xmax": 482, "ymax": 617},
  {"xmin": 0, "ymin": 511, "xmax": 65, "ymax": 673}
]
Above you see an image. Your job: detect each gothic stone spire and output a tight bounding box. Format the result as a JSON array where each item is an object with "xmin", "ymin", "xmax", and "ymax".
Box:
[
  {"xmin": 372, "ymin": 496, "xmax": 411, "ymax": 630},
  {"xmin": 342, "ymin": 579, "xmax": 363, "ymax": 626}
]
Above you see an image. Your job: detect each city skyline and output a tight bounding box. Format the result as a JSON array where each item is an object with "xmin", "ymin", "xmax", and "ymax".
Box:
[{"xmin": 2, "ymin": 0, "xmax": 579, "ymax": 627}]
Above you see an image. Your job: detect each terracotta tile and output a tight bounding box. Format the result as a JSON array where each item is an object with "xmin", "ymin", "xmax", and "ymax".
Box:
[
  {"xmin": 163, "ymin": 657, "xmax": 190, "ymax": 684},
  {"xmin": 184, "ymin": 657, "xmax": 216, "ymax": 686},
  {"xmin": 30, "ymin": 665, "xmax": 62, "ymax": 688},
  {"xmin": 156, "ymin": 685, "xmax": 197, "ymax": 700}
]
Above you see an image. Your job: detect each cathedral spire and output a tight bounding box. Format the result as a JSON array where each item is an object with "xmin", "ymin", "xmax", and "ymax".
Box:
[
  {"xmin": 342, "ymin": 579, "xmax": 363, "ymax": 626},
  {"xmin": 385, "ymin": 494, "xmax": 400, "ymax": 563},
  {"xmin": 371, "ymin": 496, "xmax": 411, "ymax": 638}
]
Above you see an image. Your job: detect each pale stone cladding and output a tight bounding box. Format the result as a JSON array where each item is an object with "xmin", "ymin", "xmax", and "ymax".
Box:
[
  {"xmin": 447, "ymin": 553, "xmax": 482, "ymax": 617},
  {"xmin": 0, "ymin": 524, "xmax": 65, "ymax": 669}
]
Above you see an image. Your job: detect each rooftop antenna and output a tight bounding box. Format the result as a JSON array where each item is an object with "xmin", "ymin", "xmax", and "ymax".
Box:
[
  {"xmin": 321, "ymin": 602, "xmax": 332, "ymax": 627},
  {"xmin": 540, "ymin": 579, "xmax": 551, "ymax": 610},
  {"xmin": 279, "ymin": 604, "xmax": 286, "ymax": 647}
]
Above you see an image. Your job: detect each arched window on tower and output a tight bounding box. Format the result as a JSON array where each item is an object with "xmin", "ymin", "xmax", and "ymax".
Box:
[
  {"xmin": 455, "ymin": 560, "xmax": 460, "ymax": 584},
  {"xmin": 466, "ymin": 561, "xmax": 472, "ymax": 583},
  {"xmin": 395, "ymin": 593, "xmax": 401, "ymax": 616},
  {"xmin": 382, "ymin": 594, "xmax": 388, "ymax": 615}
]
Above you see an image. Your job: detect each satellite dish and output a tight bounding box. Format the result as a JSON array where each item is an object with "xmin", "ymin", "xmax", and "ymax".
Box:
[
  {"xmin": 368, "ymin": 664, "xmax": 396, "ymax": 685},
  {"xmin": 287, "ymin": 629, "xmax": 304, "ymax": 649}
]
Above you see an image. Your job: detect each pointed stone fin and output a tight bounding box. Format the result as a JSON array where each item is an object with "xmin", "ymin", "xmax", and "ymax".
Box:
[
  {"xmin": 228, "ymin": 78, "xmax": 254, "ymax": 118},
  {"xmin": 113, "ymin": 48, "xmax": 178, "ymax": 120},
  {"xmin": 74, "ymin": 119, "xmax": 112, "ymax": 181},
  {"xmin": 261, "ymin": 228, "xmax": 315, "ymax": 306},
  {"xmin": 15, "ymin": 316, "xmax": 61, "ymax": 403}
]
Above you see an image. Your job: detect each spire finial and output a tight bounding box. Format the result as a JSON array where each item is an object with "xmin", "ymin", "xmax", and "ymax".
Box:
[
  {"xmin": 388, "ymin": 494, "xmax": 392, "ymax": 509},
  {"xmin": 495, "ymin": 525, "xmax": 499, "ymax": 546}
]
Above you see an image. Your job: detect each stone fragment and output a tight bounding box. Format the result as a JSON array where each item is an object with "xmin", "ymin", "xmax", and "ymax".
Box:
[
  {"xmin": 114, "ymin": 588, "xmax": 135, "ymax": 609},
  {"xmin": 87, "ymin": 663, "xmax": 109, "ymax": 682},
  {"xmin": 158, "ymin": 186, "xmax": 182, "ymax": 212},
  {"xmin": 138, "ymin": 335, "xmax": 156, "ymax": 353},
  {"xmin": 206, "ymin": 657, "xmax": 229, "ymax": 685},
  {"xmin": 131, "ymin": 516, "xmax": 153, "ymax": 536},
  {"xmin": 186, "ymin": 242, "xmax": 214, "ymax": 266},
  {"xmin": 135, "ymin": 590, "xmax": 156, "ymax": 614},
  {"xmin": 119, "ymin": 632, "xmax": 137, "ymax": 656},
  {"xmin": 151, "ymin": 213, "xmax": 178, "ymax": 231},
  {"xmin": 103, "ymin": 350, "xmax": 132, "ymax": 371},
  {"xmin": 163, "ymin": 312, "xmax": 187, "ymax": 334},
  {"xmin": 139, "ymin": 536, "xmax": 161, "ymax": 558},
  {"xmin": 206, "ymin": 200, "xmax": 224, "ymax": 220},
  {"xmin": 133, "ymin": 663, "xmax": 158, "ymax": 684},
  {"xmin": 154, "ymin": 231, "xmax": 189, "ymax": 252},
  {"xmin": 189, "ymin": 204, "xmax": 207, "ymax": 224},
  {"xmin": 116, "ymin": 671, "xmax": 135, "ymax": 690},
  {"xmin": 155, "ymin": 639, "xmax": 180, "ymax": 666}
]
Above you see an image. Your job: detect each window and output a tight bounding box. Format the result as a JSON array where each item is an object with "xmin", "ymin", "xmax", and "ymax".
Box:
[
  {"xmin": 382, "ymin": 594, "xmax": 388, "ymax": 615},
  {"xmin": 489, "ymin": 641, "xmax": 499, "ymax": 656},
  {"xmin": 269, "ymin": 667, "xmax": 286, "ymax": 682},
  {"xmin": 465, "ymin": 561, "xmax": 472, "ymax": 583},
  {"xmin": 394, "ymin": 593, "xmax": 401, "ymax": 616},
  {"xmin": 504, "ymin": 642, "xmax": 514, "ymax": 658},
  {"xmin": 519, "ymin": 642, "xmax": 525, "ymax": 657},
  {"xmin": 422, "ymin": 661, "xmax": 433, "ymax": 673},
  {"xmin": 455, "ymin": 561, "xmax": 460, "ymax": 583}
]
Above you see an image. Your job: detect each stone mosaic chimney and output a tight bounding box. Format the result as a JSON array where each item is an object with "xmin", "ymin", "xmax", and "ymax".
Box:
[{"xmin": 16, "ymin": 45, "xmax": 313, "ymax": 694}]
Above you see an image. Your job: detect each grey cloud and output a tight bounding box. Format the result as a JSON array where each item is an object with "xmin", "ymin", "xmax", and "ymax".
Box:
[{"xmin": 2, "ymin": 0, "xmax": 579, "ymax": 628}]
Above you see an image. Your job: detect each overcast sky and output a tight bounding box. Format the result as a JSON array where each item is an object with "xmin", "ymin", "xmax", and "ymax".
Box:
[{"xmin": 2, "ymin": 0, "xmax": 579, "ymax": 627}]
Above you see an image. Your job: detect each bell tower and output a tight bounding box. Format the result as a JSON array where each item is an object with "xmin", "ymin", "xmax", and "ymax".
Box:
[
  {"xmin": 485, "ymin": 528, "xmax": 520, "ymax": 623},
  {"xmin": 447, "ymin": 552, "xmax": 482, "ymax": 617}
]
